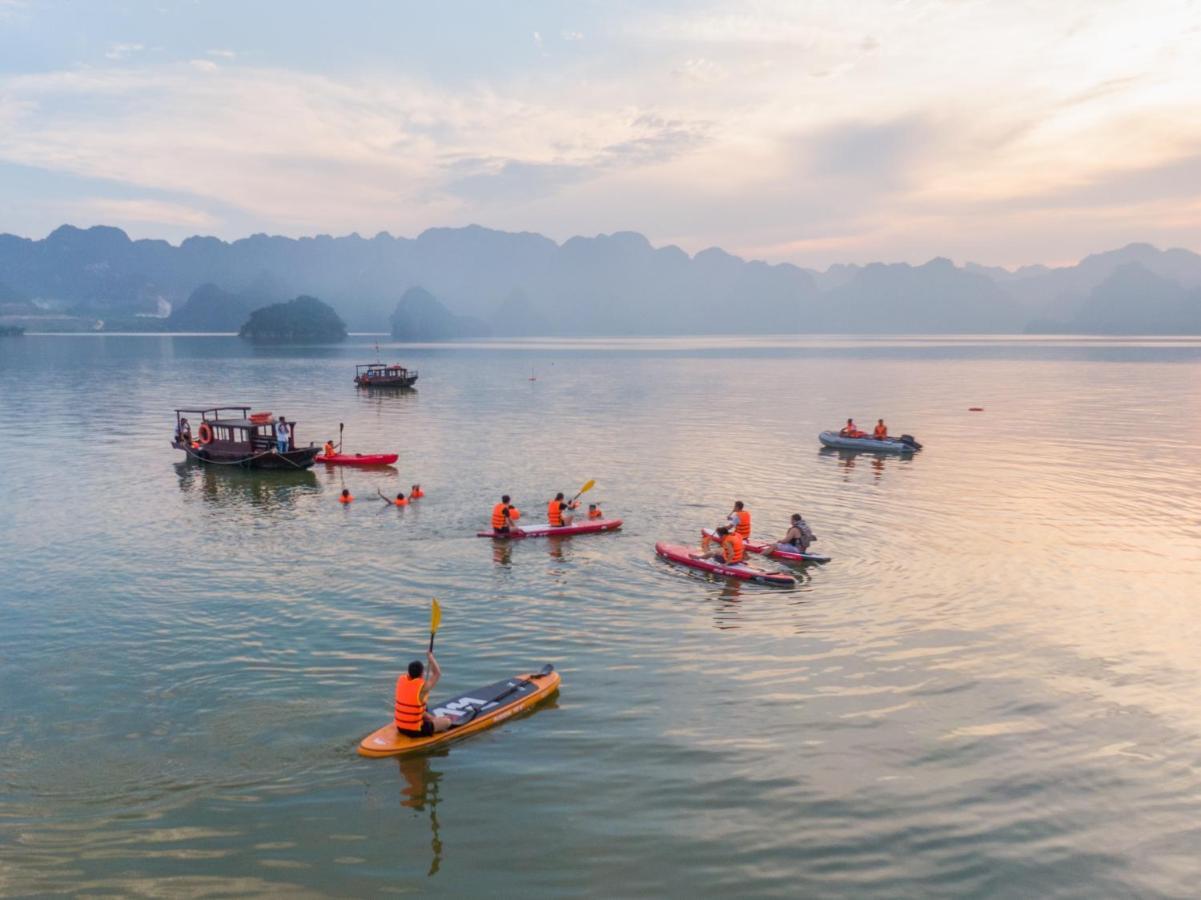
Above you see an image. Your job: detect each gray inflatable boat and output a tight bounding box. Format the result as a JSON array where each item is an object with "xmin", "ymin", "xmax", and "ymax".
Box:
[{"xmin": 819, "ymin": 431, "xmax": 922, "ymax": 453}]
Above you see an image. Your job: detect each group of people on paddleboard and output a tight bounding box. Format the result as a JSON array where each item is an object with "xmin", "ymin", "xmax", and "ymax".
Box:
[
  {"xmin": 697, "ymin": 501, "xmax": 817, "ymax": 566},
  {"xmin": 489, "ymin": 492, "xmax": 604, "ymax": 534},
  {"xmin": 840, "ymin": 417, "xmax": 890, "ymax": 440}
]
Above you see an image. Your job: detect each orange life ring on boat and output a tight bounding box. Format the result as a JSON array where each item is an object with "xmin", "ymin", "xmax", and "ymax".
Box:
[{"xmin": 197, "ymin": 423, "xmax": 214, "ymax": 445}]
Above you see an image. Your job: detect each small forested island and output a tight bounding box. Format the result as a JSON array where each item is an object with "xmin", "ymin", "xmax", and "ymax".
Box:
[{"xmin": 239, "ymin": 295, "xmax": 347, "ymax": 342}]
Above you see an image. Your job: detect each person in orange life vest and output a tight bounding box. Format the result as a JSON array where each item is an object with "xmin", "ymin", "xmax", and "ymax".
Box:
[
  {"xmin": 323, "ymin": 439, "xmax": 336, "ymax": 457},
  {"xmin": 491, "ymin": 495, "xmax": 520, "ymax": 534},
  {"xmin": 393, "ymin": 492, "xmax": 407, "ymax": 506},
  {"xmin": 698, "ymin": 525, "xmax": 746, "ymax": 564},
  {"xmin": 547, "ymin": 492, "xmax": 578, "ymax": 527},
  {"xmin": 727, "ymin": 500, "xmax": 751, "ymax": 540},
  {"xmin": 395, "ymin": 653, "xmax": 453, "ymax": 738},
  {"xmin": 587, "ymin": 503, "xmax": 603, "ymax": 520},
  {"xmin": 840, "ymin": 418, "xmax": 866, "ymax": 438},
  {"xmin": 873, "ymin": 419, "xmax": 888, "ymax": 440},
  {"xmin": 410, "ymin": 484, "xmax": 424, "ymax": 499},
  {"xmin": 339, "ymin": 488, "xmax": 354, "ymax": 504}
]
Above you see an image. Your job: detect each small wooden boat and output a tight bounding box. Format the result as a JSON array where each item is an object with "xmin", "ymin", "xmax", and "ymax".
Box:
[
  {"xmin": 354, "ymin": 363, "xmax": 418, "ymax": 388},
  {"xmin": 172, "ymin": 406, "xmax": 320, "ymax": 469}
]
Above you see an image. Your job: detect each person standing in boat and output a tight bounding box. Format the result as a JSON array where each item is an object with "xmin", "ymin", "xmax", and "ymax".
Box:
[
  {"xmin": 276, "ymin": 417, "xmax": 290, "ymax": 454},
  {"xmin": 175, "ymin": 417, "xmax": 192, "ymax": 446}
]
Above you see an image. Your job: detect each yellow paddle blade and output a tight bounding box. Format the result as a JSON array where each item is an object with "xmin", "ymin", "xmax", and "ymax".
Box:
[
  {"xmin": 577, "ymin": 479, "xmax": 596, "ymax": 496},
  {"xmin": 430, "ymin": 598, "xmax": 442, "ymax": 635}
]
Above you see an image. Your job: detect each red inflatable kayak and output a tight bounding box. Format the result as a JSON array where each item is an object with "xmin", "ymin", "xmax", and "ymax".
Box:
[
  {"xmin": 477, "ymin": 518, "xmax": 623, "ymax": 538},
  {"xmin": 701, "ymin": 529, "xmax": 830, "ymax": 564},
  {"xmin": 315, "ymin": 452, "xmax": 399, "ymax": 466},
  {"xmin": 655, "ymin": 542, "xmax": 796, "ymax": 586}
]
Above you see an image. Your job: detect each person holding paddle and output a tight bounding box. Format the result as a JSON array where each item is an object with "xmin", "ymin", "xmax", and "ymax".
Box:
[
  {"xmin": 395, "ymin": 601, "xmax": 453, "ymax": 738},
  {"xmin": 547, "ymin": 491, "xmax": 579, "ymax": 527}
]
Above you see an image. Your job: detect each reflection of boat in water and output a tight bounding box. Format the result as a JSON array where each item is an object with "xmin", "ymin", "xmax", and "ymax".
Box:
[
  {"xmin": 175, "ymin": 459, "xmax": 317, "ymax": 507},
  {"xmin": 355, "ymin": 363, "xmax": 418, "ymax": 388},
  {"xmin": 172, "ymin": 406, "xmax": 320, "ymax": 469}
]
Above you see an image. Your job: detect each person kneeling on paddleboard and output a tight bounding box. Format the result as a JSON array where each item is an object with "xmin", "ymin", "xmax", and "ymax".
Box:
[
  {"xmin": 395, "ymin": 653, "xmax": 453, "ymax": 737},
  {"xmin": 697, "ymin": 525, "xmax": 745, "ymax": 565},
  {"xmin": 491, "ymin": 495, "xmax": 520, "ymax": 534},
  {"xmin": 547, "ymin": 492, "xmax": 578, "ymax": 527},
  {"xmin": 774, "ymin": 513, "xmax": 815, "ymax": 554}
]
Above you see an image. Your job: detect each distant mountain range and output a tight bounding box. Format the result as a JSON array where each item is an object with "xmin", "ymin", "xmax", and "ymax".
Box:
[{"xmin": 1, "ymin": 224, "xmax": 1200, "ymax": 335}]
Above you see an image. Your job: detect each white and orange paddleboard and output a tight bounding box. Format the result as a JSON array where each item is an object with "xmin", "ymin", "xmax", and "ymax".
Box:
[{"xmin": 358, "ymin": 665, "xmax": 560, "ymax": 758}]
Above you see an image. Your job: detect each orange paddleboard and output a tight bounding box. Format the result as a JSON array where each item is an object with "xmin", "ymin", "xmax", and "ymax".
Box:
[{"xmin": 358, "ymin": 666, "xmax": 560, "ymax": 757}]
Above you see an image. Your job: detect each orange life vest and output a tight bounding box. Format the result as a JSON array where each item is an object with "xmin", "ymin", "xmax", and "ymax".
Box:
[
  {"xmin": 323, "ymin": 443, "xmax": 336, "ymax": 457},
  {"xmin": 394, "ymin": 497, "xmax": 408, "ymax": 506},
  {"xmin": 722, "ymin": 532, "xmax": 746, "ymax": 564},
  {"xmin": 394, "ymin": 675, "xmax": 426, "ymax": 730},
  {"xmin": 588, "ymin": 508, "xmax": 603, "ymax": 519},
  {"xmin": 733, "ymin": 509, "xmax": 751, "ymax": 539},
  {"xmin": 873, "ymin": 424, "xmax": 887, "ymax": 439},
  {"xmin": 339, "ymin": 494, "xmax": 354, "ymax": 504},
  {"xmin": 548, "ymin": 499, "xmax": 564, "ymax": 526},
  {"xmin": 492, "ymin": 503, "xmax": 517, "ymax": 529},
  {"xmin": 411, "ymin": 488, "xmax": 424, "ymax": 499}
]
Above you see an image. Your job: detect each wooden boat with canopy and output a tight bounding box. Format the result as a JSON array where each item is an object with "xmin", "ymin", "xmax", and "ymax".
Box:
[
  {"xmin": 354, "ymin": 363, "xmax": 418, "ymax": 388},
  {"xmin": 171, "ymin": 406, "xmax": 320, "ymax": 469}
]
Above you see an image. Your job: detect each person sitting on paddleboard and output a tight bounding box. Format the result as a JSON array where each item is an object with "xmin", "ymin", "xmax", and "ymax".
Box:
[
  {"xmin": 395, "ymin": 653, "xmax": 453, "ymax": 738},
  {"xmin": 839, "ymin": 418, "xmax": 867, "ymax": 438},
  {"xmin": 547, "ymin": 492, "xmax": 578, "ymax": 527},
  {"xmin": 727, "ymin": 500, "xmax": 751, "ymax": 540},
  {"xmin": 698, "ymin": 525, "xmax": 746, "ymax": 565},
  {"xmin": 873, "ymin": 419, "xmax": 888, "ymax": 440},
  {"xmin": 491, "ymin": 495, "xmax": 520, "ymax": 534},
  {"xmin": 587, "ymin": 503, "xmax": 603, "ymax": 520},
  {"xmin": 774, "ymin": 513, "xmax": 815, "ymax": 554},
  {"xmin": 323, "ymin": 439, "xmax": 336, "ymax": 457}
]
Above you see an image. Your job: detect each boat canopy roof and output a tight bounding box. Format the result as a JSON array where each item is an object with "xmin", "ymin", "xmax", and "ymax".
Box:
[
  {"xmin": 356, "ymin": 363, "xmax": 409, "ymax": 373},
  {"xmin": 175, "ymin": 405, "xmax": 252, "ymax": 419}
]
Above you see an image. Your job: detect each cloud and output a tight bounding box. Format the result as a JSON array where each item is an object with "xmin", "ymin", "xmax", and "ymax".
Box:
[
  {"xmin": 561, "ymin": 30, "xmax": 584, "ymax": 41},
  {"xmin": 104, "ymin": 42, "xmax": 144, "ymax": 61},
  {"xmin": 206, "ymin": 49, "xmax": 237, "ymax": 59},
  {"xmin": 72, "ymin": 197, "xmax": 218, "ymax": 227},
  {"xmin": 189, "ymin": 59, "xmax": 219, "ymax": 73}
]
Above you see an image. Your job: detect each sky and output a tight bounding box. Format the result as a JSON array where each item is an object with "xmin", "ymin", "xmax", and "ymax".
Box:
[{"xmin": 1, "ymin": 0, "xmax": 1199, "ymax": 268}]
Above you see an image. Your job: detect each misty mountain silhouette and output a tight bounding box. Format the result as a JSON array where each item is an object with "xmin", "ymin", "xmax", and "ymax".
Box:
[{"xmin": 1, "ymin": 224, "xmax": 1199, "ymax": 335}]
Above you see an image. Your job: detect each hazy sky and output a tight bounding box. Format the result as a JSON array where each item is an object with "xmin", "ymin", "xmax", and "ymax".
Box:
[{"xmin": 1, "ymin": 0, "xmax": 1199, "ymax": 267}]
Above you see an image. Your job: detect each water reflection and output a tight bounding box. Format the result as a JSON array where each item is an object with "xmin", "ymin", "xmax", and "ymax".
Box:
[
  {"xmin": 396, "ymin": 752, "xmax": 445, "ymax": 878},
  {"xmin": 174, "ymin": 461, "xmax": 318, "ymax": 507}
]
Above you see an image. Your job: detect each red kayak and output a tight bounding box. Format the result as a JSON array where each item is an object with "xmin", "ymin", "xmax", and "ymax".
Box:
[
  {"xmin": 655, "ymin": 542, "xmax": 796, "ymax": 586},
  {"xmin": 315, "ymin": 452, "xmax": 399, "ymax": 467},
  {"xmin": 701, "ymin": 528, "xmax": 830, "ymax": 564},
  {"xmin": 477, "ymin": 518, "xmax": 623, "ymax": 539}
]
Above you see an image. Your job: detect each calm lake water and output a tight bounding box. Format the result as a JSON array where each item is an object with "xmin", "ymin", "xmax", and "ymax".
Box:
[{"xmin": 2, "ymin": 334, "xmax": 1200, "ymax": 897}]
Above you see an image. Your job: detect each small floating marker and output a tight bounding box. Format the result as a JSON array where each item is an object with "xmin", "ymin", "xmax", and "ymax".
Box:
[{"xmin": 969, "ymin": 407, "xmax": 984, "ymax": 412}]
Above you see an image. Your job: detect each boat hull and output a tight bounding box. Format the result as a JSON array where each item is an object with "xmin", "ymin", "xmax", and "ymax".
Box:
[
  {"xmin": 173, "ymin": 441, "xmax": 320, "ymax": 470},
  {"xmin": 316, "ymin": 453, "xmax": 399, "ymax": 466},
  {"xmin": 819, "ymin": 431, "xmax": 918, "ymax": 454},
  {"xmin": 655, "ymin": 541, "xmax": 796, "ymax": 586},
  {"xmin": 477, "ymin": 518, "xmax": 623, "ymax": 539}
]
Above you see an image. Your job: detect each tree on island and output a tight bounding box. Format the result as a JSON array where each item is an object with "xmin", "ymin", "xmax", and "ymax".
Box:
[{"xmin": 239, "ymin": 295, "xmax": 347, "ymax": 342}]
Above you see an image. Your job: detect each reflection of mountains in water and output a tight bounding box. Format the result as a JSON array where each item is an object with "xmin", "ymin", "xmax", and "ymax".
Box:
[{"xmin": 175, "ymin": 461, "xmax": 318, "ymax": 508}]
